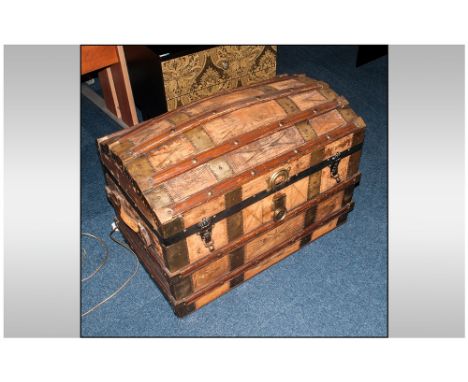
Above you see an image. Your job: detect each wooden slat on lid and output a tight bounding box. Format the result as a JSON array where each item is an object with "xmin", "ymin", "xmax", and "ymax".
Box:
[
  {"xmin": 148, "ymin": 99, "xmax": 342, "ymax": 185},
  {"xmin": 98, "ymin": 73, "xmax": 299, "ymax": 147},
  {"xmin": 118, "ymin": 91, "xmax": 346, "ymax": 210},
  {"xmin": 125, "ymin": 80, "xmax": 325, "ymax": 157}
]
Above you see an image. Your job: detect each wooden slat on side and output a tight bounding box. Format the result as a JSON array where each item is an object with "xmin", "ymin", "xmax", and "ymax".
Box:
[
  {"xmin": 315, "ymin": 191, "xmax": 345, "ymax": 222},
  {"xmin": 169, "ymin": 174, "xmax": 360, "ymax": 278},
  {"xmin": 113, "ymin": 186, "xmax": 355, "ymax": 316},
  {"xmin": 186, "ymin": 184, "xmax": 348, "ymax": 294},
  {"xmin": 193, "ymin": 283, "xmax": 230, "ymax": 310},
  {"xmin": 180, "ymin": 202, "xmax": 354, "ymax": 306},
  {"xmin": 180, "ymin": 207, "xmax": 350, "ymax": 314},
  {"xmin": 243, "ymin": 241, "xmax": 301, "ymax": 281}
]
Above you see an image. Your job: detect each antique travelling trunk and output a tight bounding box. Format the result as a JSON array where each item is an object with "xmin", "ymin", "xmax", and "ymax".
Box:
[{"xmin": 97, "ymin": 74, "xmax": 366, "ymax": 317}]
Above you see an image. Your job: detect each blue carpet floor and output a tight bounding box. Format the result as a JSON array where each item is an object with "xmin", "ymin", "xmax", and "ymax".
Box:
[{"xmin": 81, "ymin": 45, "xmax": 387, "ymax": 337}]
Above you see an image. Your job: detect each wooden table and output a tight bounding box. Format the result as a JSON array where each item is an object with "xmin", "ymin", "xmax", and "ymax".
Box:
[{"xmin": 81, "ymin": 45, "xmax": 138, "ymax": 127}]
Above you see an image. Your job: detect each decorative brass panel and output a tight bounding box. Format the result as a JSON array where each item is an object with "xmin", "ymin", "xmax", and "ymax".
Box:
[
  {"xmin": 307, "ymin": 148, "xmax": 325, "ymax": 199},
  {"xmin": 185, "ymin": 126, "xmax": 215, "ymax": 152},
  {"xmin": 296, "ymin": 120, "xmax": 318, "ymax": 141},
  {"xmin": 276, "ymin": 96, "xmax": 300, "ymax": 114},
  {"xmin": 171, "ymin": 276, "xmax": 193, "ymax": 300},
  {"xmin": 162, "ymin": 217, "xmax": 190, "ymax": 271},
  {"xmin": 225, "ymin": 188, "xmax": 244, "ymax": 242},
  {"xmin": 167, "ymin": 111, "xmax": 191, "ymax": 125},
  {"xmin": 230, "ymin": 248, "xmax": 244, "ymax": 271},
  {"xmin": 207, "ymin": 158, "xmax": 234, "ymax": 181}
]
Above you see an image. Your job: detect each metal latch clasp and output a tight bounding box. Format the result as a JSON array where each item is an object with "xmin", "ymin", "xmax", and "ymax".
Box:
[
  {"xmin": 329, "ymin": 152, "xmax": 342, "ymax": 183},
  {"xmin": 198, "ymin": 217, "xmax": 215, "ymax": 252}
]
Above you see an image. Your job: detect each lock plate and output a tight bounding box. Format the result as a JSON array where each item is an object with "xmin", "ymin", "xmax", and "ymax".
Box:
[{"xmin": 272, "ymin": 193, "xmax": 287, "ymax": 222}]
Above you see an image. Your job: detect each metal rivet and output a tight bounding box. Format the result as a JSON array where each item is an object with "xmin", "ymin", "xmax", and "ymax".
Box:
[
  {"xmin": 294, "ymin": 149, "xmax": 299, "ymax": 154},
  {"xmin": 279, "ymin": 121, "xmax": 284, "ymax": 127},
  {"xmin": 170, "ymin": 128, "xmax": 176, "ymax": 133},
  {"xmin": 192, "ymin": 158, "xmax": 197, "ymax": 164},
  {"xmin": 251, "ymin": 170, "xmax": 256, "ymax": 176},
  {"xmin": 326, "ymin": 134, "xmax": 331, "ymax": 140},
  {"xmin": 233, "ymin": 140, "xmax": 239, "ymax": 145},
  {"xmin": 208, "ymin": 191, "xmax": 213, "ymax": 196}
]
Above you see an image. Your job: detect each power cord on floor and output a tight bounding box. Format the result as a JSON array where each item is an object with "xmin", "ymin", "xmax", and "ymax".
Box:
[
  {"xmin": 81, "ymin": 232, "xmax": 109, "ymax": 282},
  {"xmin": 81, "ymin": 224, "xmax": 139, "ymax": 318}
]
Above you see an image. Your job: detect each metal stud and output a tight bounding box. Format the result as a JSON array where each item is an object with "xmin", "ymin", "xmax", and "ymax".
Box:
[
  {"xmin": 208, "ymin": 191, "xmax": 213, "ymax": 196},
  {"xmin": 233, "ymin": 140, "xmax": 239, "ymax": 145},
  {"xmin": 192, "ymin": 158, "xmax": 197, "ymax": 164},
  {"xmin": 251, "ymin": 170, "xmax": 256, "ymax": 176}
]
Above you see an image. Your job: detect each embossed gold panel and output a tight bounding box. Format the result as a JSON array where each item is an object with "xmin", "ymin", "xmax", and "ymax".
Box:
[{"xmin": 161, "ymin": 45, "xmax": 277, "ymax": 110}]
